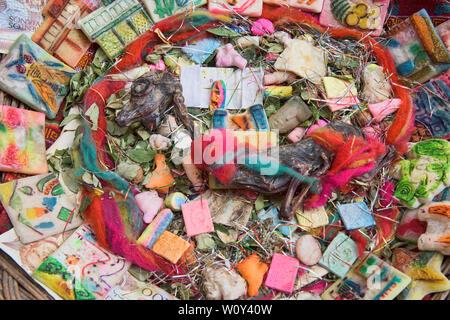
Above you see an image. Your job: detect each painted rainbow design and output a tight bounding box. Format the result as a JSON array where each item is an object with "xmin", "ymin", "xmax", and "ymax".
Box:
[
  {"xmin": 209, "ymin": 80, "xmax": 226, "ymax": 110},
  {"xmin": 137, "ymin": 209, "xmax": 174, "ymax": 249}
]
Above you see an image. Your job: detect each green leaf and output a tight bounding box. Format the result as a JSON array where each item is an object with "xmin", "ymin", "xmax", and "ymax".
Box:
[
  {"xmin": 61, "ymin": 170, "xmax": 80, "ymax": 194},
  {"xmin": 206, "ymin": 27, "xmax": 241, "ymax": 37},
  {"xmin": 82, "ymin": 172, "xmax": 94, "ymax": 185},
  {"xmin": 213, "ymin": 223, "xmax": 230, "ymax": 235},
  {"xmin": 59, "ymin": 114, "xmax": 82, "ymax": 128},
  {"xmin": 107, "ymin": 120, "xmax": 128, "ymax": 136},
  {"xmin": 267, "ymin": 43, "xmax": 284, "ymax": 53},
  {"xmin": 255, "ymin": 194, "xmax": 265, "ymax": 212},
  {"xmin": 135, "ymin": 140, "xmax": 149, "ymax": 150},
  {"xmin": 116, "ymin": 161, "xmax": 141, "ymax": 181},
  {"xmin": 195, "ymin": 234, "xmax": 216, "ymax": 251},
  {"xmin": 78, "ymin": 196, "xmax": 93, "ymax": 214},
  {"xmin": 85, "ymin": 103, "xmax": 99, "ymax": 131},
  {"xmin": 145, "ymin": 54, "xmax": 162, "ymax": 64},
  {"xmin": 92, "ymin": 174, "xmax": 101, "ymax": 188},
  {"xmin": 136, "ymin": 129, "xmax": 151, "ymax": 141},
  {"xmin": 128, "ymin": 149, "xmax": 156, "ymax": 163},
  {"xmin": 124, "ymin": 133, "xmax": 137, "ymax": 146}
]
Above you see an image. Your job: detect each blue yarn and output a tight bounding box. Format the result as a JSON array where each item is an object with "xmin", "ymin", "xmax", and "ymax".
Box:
[{"xmin": 242, "ymin": 153, "xmax": 320, "ymax": 194}]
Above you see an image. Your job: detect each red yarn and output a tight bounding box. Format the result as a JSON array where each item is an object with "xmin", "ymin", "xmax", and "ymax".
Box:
[
  {"xmin": 305, "ymin": 128, "xmax": 386, "ymax": 208},
  {"xmin": 83, "ymin": 79, "xmax": 127, "ymax": 168}
]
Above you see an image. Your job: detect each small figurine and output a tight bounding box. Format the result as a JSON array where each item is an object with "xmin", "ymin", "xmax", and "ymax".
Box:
[
  {"xmin": 417, "ymin": 201, "xmax": 450, "ymax": 255},
  {"xmin": 236, "ymin": 253, "xmax": 269, "ymax": 297},
  {"xmin": 144, "ymin": 154, "xmax": 175, "ymax": 194},
  {"xmin": 268, "ymin": 96, "xmax": 313, "ymax": 134},
  {"xmin": 149, "ymin": 134, "xmax": 172, "ymax": 151},
  {"xmin": 202, "ymin": 266, "xmax": 247, "ymax": 300},
  {"xmin": 215, "ymin": 43, "xmax": 248, "ymax": 70},
  {"xmin": 135, "ymin": 191, "xmax": 164, "ymax": 223}
]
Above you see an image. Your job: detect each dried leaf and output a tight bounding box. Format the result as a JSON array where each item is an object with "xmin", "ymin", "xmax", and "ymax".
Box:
[
  {"xmin": 85, "ymin": 103, "xmax": 99, "ymax": 131},
  {"xmin": 206, "ymin": 27, "xmax": 241, "ymax": 37},
  {"xmin": 116, "ymin": 161, "xmax": 141, "ymax": 181},
  {"xmin": 128, "ymin": 149, "xmax": 156, "ymax": 163},
  {"xmin": 255, "ymin": 194, "xmax": 265, "ymax": 212}
]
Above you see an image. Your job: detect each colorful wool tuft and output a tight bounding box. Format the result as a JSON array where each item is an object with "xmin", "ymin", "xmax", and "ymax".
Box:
[{"xmin": 305, "ymin": 126, "xmax": 386, "ymax": 208}]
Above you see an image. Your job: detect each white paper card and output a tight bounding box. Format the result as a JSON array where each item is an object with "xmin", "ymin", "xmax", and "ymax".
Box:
[{"xmin": 180, "ymin": 66, "xmax": 264, "ymax": 109}]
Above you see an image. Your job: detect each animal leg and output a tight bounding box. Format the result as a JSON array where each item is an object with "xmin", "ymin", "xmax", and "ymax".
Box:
[
  {"xmin": 173, "ymin": 91, "xmax": 194, "ymax": 137},
  {"xmin": 280, "ymin": 178, "xmax": 300, "ymax": 221},
  {"xmin": 280, "ymin": 182, "xmax": 311, "ymax": 221}
]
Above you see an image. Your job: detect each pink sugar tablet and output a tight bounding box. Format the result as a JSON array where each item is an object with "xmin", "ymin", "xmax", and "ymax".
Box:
[
  {"xmin": 264, "ymin": 253, "xmax": 299, "ymax": 293},
  {"xmin": 287, "ymin": 127, "xmax": 306, "ymax": 143},
  {"xmin": 306, "ymin": 119, "xmax": 328, "ymax": 135},
  {"xmin": 181, "ymin": 200, "xmax": 214, "ymax": 237},
  {"xmin": 368, "ymin": 99, "xmax": 401, "ymax": 122},
  {"xmin": 326, "ymin": 96, "xmax": 360, "ymax": 112}
]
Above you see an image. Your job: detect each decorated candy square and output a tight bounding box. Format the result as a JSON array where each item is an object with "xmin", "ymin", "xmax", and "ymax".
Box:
[
  {"xmin": 208, "ymin": 0, "xmax": 263, "ymax": 17},
  {"xmin": 336, "ymin": 202, "xmax": 376, "ymax": 230},
  {"xmin": 393, "ymin": 248, "xmax": 450, "ymax": 300},
  {"xmin": 33, "ymin": 224, "xmax": 131, "ymax": 300},
  {"xmin": 0, "ymin": 35, "xmax": 75, "ymax": 119},
  {"xmin": 0, "ymin": 105, "xmax": 48, "ymax": 175},
  {"xmin": 151, "ymin": 230, "xmax": 191, "ymax": 264},
  {"xmin": 385, "ymin": 9, "xmax": 450, "ymax": 83},
  {"xmin": 320, "ymin": 0, "xmax": 390, "ymax": 37},
  {"xmin": 105, "ymin": 271, "xmax": 177, "ymax": 300},
  {"xmin": 199, "ymin": 190, "xmax": 253, "ymax": 227},
  {"xmin": 319, "ymin": 232, "xmax": 358, "ymax": 278},
  {"xmin": 263, "ymin": 0, "xmax": 324, "ymax": 13},
  {"xmin": 31, "ymin": 0, "xmax": 93, "ymax": 68},
  {"xmin": 295, "ymin": 264, "xmax": 329, "ymax": 290},
  {"xmin": 393, "ymin": 139, "xmax": 450, "ymax": 208},
  {"xmin": 137, "ymin": 209, "xmax": 174, "ymax": 249},
  {"xmin": 296, "ymin": 205, "xmax": 329, "ymax": 229},
  {"xmin": 322, "ymin": 253, "xmax": 411, "ymax": 300},
  {"xmin": 143, "ymin": 0, "xmax": 207, "ymax": 23},
  {"xmin": 0, "ymin": 173, "xmax": 82, "ymax": 244},
  {"xmin": 264, "ymin": 253, "xmax": 299, "ymax": 293},
  {"xmin": 181, "ymin": 199, "xmax": 214, "ymax": 237},
  {"xmin": 78, "ymin": 0, "xmax": 153, "ymax": 60}
]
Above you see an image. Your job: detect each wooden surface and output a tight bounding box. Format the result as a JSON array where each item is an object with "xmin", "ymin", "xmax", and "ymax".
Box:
[{"xmin": 0, "ymin": 249, "xmax": 54, "ymax": 300}]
